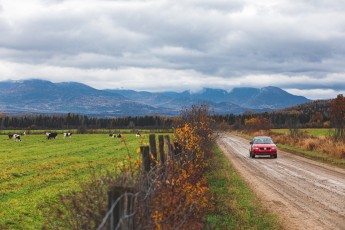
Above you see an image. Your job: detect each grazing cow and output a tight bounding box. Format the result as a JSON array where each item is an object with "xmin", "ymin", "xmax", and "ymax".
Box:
[
  {"xmin": 135, "ymin": 132, "xmax": 141, "ymax": 137},
  {"xmin": 117, "ymin": 134, "xmax": 122, "ymax": 138},
  {"xmin": 21, "ymin": 131, "xmax": 26, "ymax": 135},
  {"xmin": 13, "ymin": 134, "xmax": 21, "ymax": 142},
  {"xmin": 47, "ymin": 132, "xmax": 58, "ymax": 139},
  {"xmin": 109, "ymin": 134, "xmax": 115, "ymax": 138},
  {"xmin": 63, "ymin": 132, "xmax": 72, "ymax": 138},
  {"xmin": 8, "ymin": 134, "xmax": 14, "ymax": 139}
]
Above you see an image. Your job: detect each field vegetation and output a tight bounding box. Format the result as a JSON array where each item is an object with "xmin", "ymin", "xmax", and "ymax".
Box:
[
  {"xmin": 272, "ymin": 128, "xmax": 335, "ymax": 137},
  {"xmin": 0, "ymin": 133, "xmax": 147, "ymax": 229}
]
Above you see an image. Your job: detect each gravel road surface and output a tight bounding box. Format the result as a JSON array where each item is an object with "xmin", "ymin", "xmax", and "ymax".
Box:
[{"xmin": 217, "ymin": 134, "xmax": 345, "ymax": 230}]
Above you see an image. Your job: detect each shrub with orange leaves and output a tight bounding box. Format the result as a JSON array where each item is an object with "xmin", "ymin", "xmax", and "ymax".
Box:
[
  {"xmin": 174, "ymin": 104, "xmax": 215, "ymax": 158},
  {"xmin": 146, "ymin": 104, "xmax": 215, "ymax": 229}
]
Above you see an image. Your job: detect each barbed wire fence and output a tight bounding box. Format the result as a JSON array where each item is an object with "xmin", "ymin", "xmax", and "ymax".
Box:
[{"xmin": 97, "ymin": 134, "xmax": 196, "ymax": 230}]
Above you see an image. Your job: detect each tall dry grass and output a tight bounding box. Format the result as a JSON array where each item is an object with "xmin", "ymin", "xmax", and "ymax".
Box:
[{"xmin": 269, "ymin": 132, "xmax": 345, "ymax": 159}]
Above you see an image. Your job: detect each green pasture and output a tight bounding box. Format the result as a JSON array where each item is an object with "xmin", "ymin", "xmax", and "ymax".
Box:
[
  {"xmin": 0, "ymin": 128, "xmax": 172, "ymax": 135},
  {"xmin": 271, "ymin": 128, "xmax": 335, "ymax": 137},
  {"xmin": 0, "ymin": 133, "xmax": 149, "ymax": 229}
]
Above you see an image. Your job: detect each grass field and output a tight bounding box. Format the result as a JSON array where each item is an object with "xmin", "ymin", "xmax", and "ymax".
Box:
[
  {"xmin": 0, "ymin": 133, "xmax": 148, "ymax": 229},
  {"xmin": 271, "ymin": 128, "xmax": 335, "ymax": 137}
]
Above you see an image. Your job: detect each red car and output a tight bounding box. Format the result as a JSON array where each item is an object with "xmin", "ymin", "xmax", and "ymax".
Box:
[{"xmin": 249, "ymin": 136, "xmax": 277, "ymax": 158}]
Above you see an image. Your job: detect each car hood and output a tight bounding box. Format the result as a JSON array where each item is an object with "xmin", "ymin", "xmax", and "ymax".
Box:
[{"xmin": 252, "ymin": 144, "xmax": 276, "ymax": 148}]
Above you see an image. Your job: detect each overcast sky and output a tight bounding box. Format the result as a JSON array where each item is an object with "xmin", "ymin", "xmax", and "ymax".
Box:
[{"xmin": 0, "ymin": 0, "xmax": 344, "ymax": 99}]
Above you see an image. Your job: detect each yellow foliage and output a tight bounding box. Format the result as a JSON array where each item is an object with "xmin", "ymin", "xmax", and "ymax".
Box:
[{"xmin": 149, "ymin": 105, "xmax": 213, "ymax": 228}]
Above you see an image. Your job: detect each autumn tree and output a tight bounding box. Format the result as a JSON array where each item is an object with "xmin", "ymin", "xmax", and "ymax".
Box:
[
  {"xmin": 310, "ymin": 112, "xmax": 324, "ymax": 127},
  {"xmin": 330, "ymin": 94, "xmax": 345, "ymax": 139},
  {"xmin": 244, "ymin": 117, "xmax": 270, "ymax": 131}
]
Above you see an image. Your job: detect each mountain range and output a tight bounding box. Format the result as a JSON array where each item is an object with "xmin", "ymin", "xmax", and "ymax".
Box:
[{"xmin": 0, "ymin": 79, "xmax": 311, "ymax": 117}]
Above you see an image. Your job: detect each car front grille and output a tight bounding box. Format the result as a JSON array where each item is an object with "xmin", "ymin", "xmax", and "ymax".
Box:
[{"xmin": 260, "ymin": 147, "xmax": 271, "ymax": 150}]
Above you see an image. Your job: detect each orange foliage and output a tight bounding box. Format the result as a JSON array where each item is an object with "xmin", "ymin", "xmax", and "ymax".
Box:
[
  {"xmin": 245, "ymin": 117, "xmax": 270, "ymax": 130},
  {"xmin": 150, "ymin": 105, "xmax": 214, "ymax": 229}
]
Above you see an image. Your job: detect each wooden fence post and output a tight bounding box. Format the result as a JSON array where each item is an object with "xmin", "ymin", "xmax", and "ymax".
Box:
[
  {"xmin": 107, "ymin": 187, "xmax": 123, "ymax": 230},
  {"xmin": 164, "ymin": 135, "xmax": 173, "ymax": 160},
  {"xmin": 158, "ymin": 135, "xmax": 165, "ymax": 165},
  {"xmin": 140, "ymin": 146, "xmax": 151, "ymax": 173},
  {"xmin": 107, "ymin": 190, "xmax": 115, "ymax": 230},
  {"xmin": 149, "ymin": 134, "xmax": 157, "ymax": 167},
  {"xmin": 119, "ymin": 193, "xmax": 131, "ymax": 230}
]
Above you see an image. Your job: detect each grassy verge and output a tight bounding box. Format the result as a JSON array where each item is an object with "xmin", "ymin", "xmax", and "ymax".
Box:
[{"xmin": 204, "ymin": 145, "xmax": 282, "ymax": 229}]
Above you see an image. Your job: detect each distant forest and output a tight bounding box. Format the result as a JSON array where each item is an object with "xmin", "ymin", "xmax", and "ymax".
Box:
[
  {"xmin": 0, "ymin": 113, "xmax": 174, "ymax": 131},
  {"xmin": 0, "ymin": 100, "xmax": 332, "ymax": 131}
]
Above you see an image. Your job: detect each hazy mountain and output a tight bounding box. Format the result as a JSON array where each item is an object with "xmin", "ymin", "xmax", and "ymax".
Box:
[
  {"xmin": 0, "ymin": 79, "xmax": 311, "ymax": 117},
  {"xmin": 0, "ymin": 79, "xmax": 161, "ymax": 117},
  {"xmin": 235, "ymin": 86, "xmax": 310, "ymax": 109},
  {"xmin": 107, "ymin": 86, "xmax": 311, "ymax": 111}
]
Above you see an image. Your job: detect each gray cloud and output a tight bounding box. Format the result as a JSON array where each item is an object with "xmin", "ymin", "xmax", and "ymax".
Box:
[{"xmin": 0, "ymin": 0, "xmax": 344, "ymax": 99}]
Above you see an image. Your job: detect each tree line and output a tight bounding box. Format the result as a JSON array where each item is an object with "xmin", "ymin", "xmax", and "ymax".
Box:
[
  {"xmin": 214, "ymin": 99, "xmax": 332, "ymax": 130},
  {"xmin": 0, "ymin": 110, "xmax": 325, "ymax": 131},
  {"xmin": 0, "ymin": 113, "xmax": 175, "ymax": 130}
]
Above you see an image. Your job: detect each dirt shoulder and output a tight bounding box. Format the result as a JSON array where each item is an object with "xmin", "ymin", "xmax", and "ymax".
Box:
[{"xmin": 217, "ymin": 134, "xmax": 345, "ymax": 230}]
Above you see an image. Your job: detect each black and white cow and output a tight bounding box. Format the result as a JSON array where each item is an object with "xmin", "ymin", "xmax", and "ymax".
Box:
[
  {"xmin": 46, "ymin": 132, "xmax": 58, "ymax": 139},
  {"xmin": 109, "ymin": 133, "xmax": 122, "ymax": 138},
  {"xmin": 13, "ymin": 134, "xmax": 21, "ymax": 141},
  {"xmin": 63, "ymin": 132, "xmax": 72, "ymax": 138},
  {"xmin": 136, "ymin": 132, "xmax": 141, "ymax": 137},
  {"xmin": 8, "ymin": 133, "xmax": 22, "ymax": 141},
  {"xmin": 8, "ymin": 133, "xmax": 21, "ymax": 141}
]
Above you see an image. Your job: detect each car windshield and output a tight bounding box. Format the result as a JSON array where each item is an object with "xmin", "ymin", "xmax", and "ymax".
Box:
[{"xmin": 253, "ymin": 137, "xmax": 274, "ymax": 144}]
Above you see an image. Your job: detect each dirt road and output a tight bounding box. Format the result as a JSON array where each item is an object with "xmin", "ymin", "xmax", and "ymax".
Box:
[{"xmin": 217, "ymin": 134, "xmax": 345, "ymax": 230}]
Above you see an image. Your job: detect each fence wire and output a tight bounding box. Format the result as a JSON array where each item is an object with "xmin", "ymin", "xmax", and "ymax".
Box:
[{"xmin": 97, "ymin": 149, "xmax": 196, "ymax": 230}]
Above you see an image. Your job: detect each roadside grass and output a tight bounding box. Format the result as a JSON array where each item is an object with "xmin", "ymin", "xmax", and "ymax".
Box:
[
  {"xmin": 205, "ymin": 145, "xmax": 282, "ymax": 230},
  {"xmin": 0, "ymin": 133, "xmax": 147, "ymax": 230}
]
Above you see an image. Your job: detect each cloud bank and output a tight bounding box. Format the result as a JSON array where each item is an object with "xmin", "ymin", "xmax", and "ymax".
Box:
[{"xmin": 0, "ymin": 0, "xmax": 344, "ymax": 99}]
